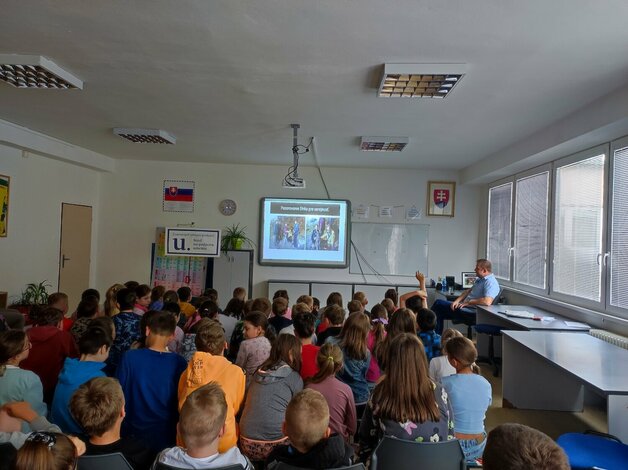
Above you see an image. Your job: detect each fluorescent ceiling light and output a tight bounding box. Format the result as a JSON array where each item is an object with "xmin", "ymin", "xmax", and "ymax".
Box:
[
  {"xmin": 361, "ymin": 136, "xmax": 409, "ymax": 152},
  {"xmin": 113, "ymin": 128, "xmax": 176, "ymax": 144},
  {"xmin": 378, "ymin": 63, "xmax": 466, "ymax": 98},
  {"xmin": 0, "ymin": 54, "xmax": 83, "ymax": 89}
]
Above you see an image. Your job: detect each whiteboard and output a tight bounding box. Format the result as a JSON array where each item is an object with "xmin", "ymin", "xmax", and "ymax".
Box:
[{"xmin": 350, "ymin": 223, "xmax": 429, "ymax": 276}]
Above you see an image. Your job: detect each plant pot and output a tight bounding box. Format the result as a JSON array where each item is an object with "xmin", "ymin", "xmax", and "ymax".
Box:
[{"xmin": 232, "ymin": 238, "xmax": 245, "ymax": 250}]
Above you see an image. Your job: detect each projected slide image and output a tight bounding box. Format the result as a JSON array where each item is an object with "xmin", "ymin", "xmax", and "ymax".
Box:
[
  {"xmin": 269, "ymin": 216, "xmax": 306, "ymax": 249},
  {"xmin": 308, "ymin": 217, "xmax": 339, "ymax": 251}
]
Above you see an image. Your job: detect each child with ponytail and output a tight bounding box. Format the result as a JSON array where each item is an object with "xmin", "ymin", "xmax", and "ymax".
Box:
[
  {"xmin": 366, "ymin": 304, "xmax": 387, "ymax": 389},
  {"xmin": 306, "ymin": 343, "xmax": 357, "ymax": 442},
  {"xmin": 236, "ymin": 311, "xmax": 273, "ymax": 386},
  {"xmin": 442, "ymin": 336, "xmax": 492, "ymax": 463}
]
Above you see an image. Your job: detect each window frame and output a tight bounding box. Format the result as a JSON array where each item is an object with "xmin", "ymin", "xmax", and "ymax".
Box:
[{"xmin": 486, "ymin": 177, "xmax": 514, "ymax": 282}]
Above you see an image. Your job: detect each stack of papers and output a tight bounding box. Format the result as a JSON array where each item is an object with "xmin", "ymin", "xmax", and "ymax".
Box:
[{"xmin": 499, "ymin": 310, "xmax": 537, "ymax": 319}]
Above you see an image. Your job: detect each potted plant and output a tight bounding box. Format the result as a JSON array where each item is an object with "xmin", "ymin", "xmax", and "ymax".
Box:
[
  {"xmin": 9, "ymin": 280, "xmax": 51, "ymax": 315},
  {"xmin": 221, "ymin": 223, "xmax": 255, "ymax": 251}
]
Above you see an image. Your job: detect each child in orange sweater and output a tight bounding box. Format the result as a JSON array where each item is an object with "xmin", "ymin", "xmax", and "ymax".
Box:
[{"xmin": 178, "ymin": 319, "xmax": 246, "ymax": 452}]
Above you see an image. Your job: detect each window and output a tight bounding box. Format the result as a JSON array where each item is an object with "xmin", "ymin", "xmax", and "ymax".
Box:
[
  {"xmin": 487, "ymin": 182, "xmax": 512, "ymax": 280},
  {"xmin": 552, "ymin": 153, "xmax": 605, "ymax": 302},
  {"xmin": 513, "ymin": 172, "xmax": 549, "ymax": 289},
  {"xmin": 610, "ymin": 144, "xmax": 628, "ymax": 310}
]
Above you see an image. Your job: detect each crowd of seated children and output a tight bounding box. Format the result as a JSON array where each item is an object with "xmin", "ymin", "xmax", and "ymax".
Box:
[
  {"xmin": 21, "ymin": 307, "xmax": 78, "ymax": 405},
  {"xmin": 236, "ymin": 311, "xmax": 273, "ymax": 386},
  {"xmin": 442, "ymin": 336, "xmax": 492, "ymax": 462},
  {"xmin": 417, "ymin": 308, "xmax": 441, "ymax": 361},
  {"xmin": 305, "ymin": 343, "xmax": 356, "ymax": 443},
  {"xmin": 155, "ymin": 382, "xmax": 252, "ymax": 470},
  {"xmin": 70, "ymin": 377, "xmax": 155, "ymax": 469},
  {"xmin": 327, "ymin": 313, "xmax": 371, "ymax": 405},
  {"xmin": 366, "ymin": 303, "xmax": 387, "ymax": 389},
  {"xmin": 316, "ymin": 304, "xmax": 344, "ymax": 345},
  {"xmin": 0, "ymin": 330, "xmax": 48, "ymax": 431},
  {"xmin": 429, "ymin": 328, "xmax": 462, "ymax": 383},
  {"xmin": 51, "ymin": 325, "xmax": 111, "ymax": 435},
  {"xmin": 292, "ymin": 310, "xmax": 319, "ymax": 380},
  {"xmin": 358, "ymin": 333, "xmax": 455, "ymax": 461},
  {"xmin": 267, "ymin": 389, "xmax": 353, "ymax": 470},
  {"xmin": 69, "ymin": 296, "xmax": 100, "ymax": 344},
  {"xmin": 239, "ymin": 334, "xmax": 303, "ymax": 461},
  {"xmin": 178, "ymin": 319, "xmax": 245, "ymax": 453},
  {"xmin": 269, "ymin": 297, "xmax": 291, "ymax": 333},
  {"xmin": 116, "ymin": 310, "xmax": 187, "ymax": 452}
]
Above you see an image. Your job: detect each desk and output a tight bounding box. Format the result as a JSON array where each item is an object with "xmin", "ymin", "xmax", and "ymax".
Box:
[
  {"xmin": 438, "ymin": 290, "xmax": 464, "ymax": 301},
  {"xmin": 502, "ymin": 330, "xmax": 628, "ymax": 442},
  {"xmin": 475, "ymin": 305, "xmax": 590, "ymax": 356}
]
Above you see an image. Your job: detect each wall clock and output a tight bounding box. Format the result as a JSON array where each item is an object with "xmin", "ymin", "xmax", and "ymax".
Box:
[{"xmin": 219, "ymin": 199, "xmax": 237, "ymax": 216}]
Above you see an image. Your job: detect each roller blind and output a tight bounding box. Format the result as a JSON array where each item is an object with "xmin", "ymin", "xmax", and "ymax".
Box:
[
  {"xmin": 610, "ymin": 146, "xmax": 628, "ymax": 309},
  {"xmin": 553, "ymin": 154, "xmax": 605, "ymax": 301},
  {"xmin": 514, "ymin": 172, "xmax": 549, "ymax": 288},
  {"xmin": 487, "ymin": 183, "xmax": 512, "ymax": 280}
]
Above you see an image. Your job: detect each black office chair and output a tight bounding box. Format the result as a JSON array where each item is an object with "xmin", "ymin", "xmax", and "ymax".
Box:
[
  {"xmin": 77, "ymin": 452, "xmax": 133, "ymax": 470},
  {"xmin": 452, "ymin": 288, "xmax": 502, "ymax": 339},
  {"xmin": 155, "ymin": 463, "xmax": 245, "ymax": 470},
  {"xmin": 370, "ymin": 436, "xmax": 466, "ymax": 470}
]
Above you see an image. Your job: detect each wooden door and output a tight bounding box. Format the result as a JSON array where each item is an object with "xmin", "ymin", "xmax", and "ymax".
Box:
[{"xmin": 58, "ymin": 204, "xmax": 92, "ymax": 308}]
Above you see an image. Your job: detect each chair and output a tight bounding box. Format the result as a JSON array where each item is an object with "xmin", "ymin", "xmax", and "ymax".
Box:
[
  {"xmin": 557, "ymin": 431, "xmax": 628, "ymax": 470},
  {"xmin": 155, "ymin": 463, "xmax": 244, "ymax": 470},
  {"xmin": 370, "ymin": 436, "xmax": 466, "ymax": 470},
  {"xmin": 452, "ymin": 289, "xmax": 502, "ymax": 339},
  {"xmin": 77, "ymin": 452, "xmax": 133, "ymax": 470},
  {"xmin": 474, "ymin": 324, "xmax": 504, "ymax": 377}
]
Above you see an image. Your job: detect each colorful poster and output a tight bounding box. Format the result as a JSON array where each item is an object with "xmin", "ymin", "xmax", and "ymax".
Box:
[
  {"xmin": 0, "ymin": 175, "xmax": 9, "ymax": 237},
  {"xmin": 151, "ymin": 228, "xmax": 207, "ymax": 295},
  {"xmin": 163, "ymin": 180, "xmax": 194, "ymax": 212}
]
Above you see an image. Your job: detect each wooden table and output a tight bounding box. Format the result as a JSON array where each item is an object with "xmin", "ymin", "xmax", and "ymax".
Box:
[{"xmin": 502, "ymin": 330, "xmax": 628, "ymax": 442}]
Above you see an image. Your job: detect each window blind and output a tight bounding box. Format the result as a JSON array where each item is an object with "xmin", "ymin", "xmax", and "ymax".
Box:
[
  {"xmin": 610, "ymin": 146, "xmax": 628, "ymax": 309},
  {"xmin": 514, "ymin": 172, "xmax": 549, "ymax": 288},
  {"xmin": 487, "ymin": 182, "xmax": 512, "ymax": 280},
  {"xmin": 553, "ymin": 154, "xmax": 605, "ymax": 301}
]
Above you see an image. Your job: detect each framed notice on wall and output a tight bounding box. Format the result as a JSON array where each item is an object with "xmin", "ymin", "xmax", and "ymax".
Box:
[
  {"xmin": 427, "ymin": 181, "xmax": 456, "ymax": 217},
  {"xmin": 0, "ymin": 175, "xmax": 9, "ymax": 237}
]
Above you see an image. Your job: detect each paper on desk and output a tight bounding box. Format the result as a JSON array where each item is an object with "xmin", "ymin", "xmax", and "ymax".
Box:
[{"xmin": 564, "ymin": 321, "xmax": 588, "ymax": 328}]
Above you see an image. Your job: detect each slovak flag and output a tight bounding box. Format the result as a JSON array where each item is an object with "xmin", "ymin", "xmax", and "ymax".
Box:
[
  {"xmin": 433, "ymin": 189, "xmax": 450, "ymax": 208},
  {"xmin": 163, "ymin": 180, "xmax": 195, "ymax": 212}
]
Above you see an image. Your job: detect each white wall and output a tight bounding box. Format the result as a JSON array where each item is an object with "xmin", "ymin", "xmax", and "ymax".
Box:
[
  {"xmin": 0, "ymin": 143, "xmax": 101, "ymax": 302},
  {"xmin": 95, "ymin": 159, "xmax": 481, "ymax": 298}
]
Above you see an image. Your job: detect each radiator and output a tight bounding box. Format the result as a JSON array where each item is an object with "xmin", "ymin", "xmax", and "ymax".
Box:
[{"xmin": 589, "ymin": 329, "xmax": 628, "ymax": 350}]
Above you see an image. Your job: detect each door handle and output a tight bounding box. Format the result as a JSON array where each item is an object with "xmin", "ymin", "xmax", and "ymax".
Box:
[{"xmin": 62, "ymin": 255, "xmax": 71, "ymax": 268}]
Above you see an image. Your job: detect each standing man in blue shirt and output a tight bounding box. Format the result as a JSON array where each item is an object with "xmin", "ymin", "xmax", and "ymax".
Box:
[{"xmin": 431, "ymin": 259, "xmax": 500, "ymax": 334}]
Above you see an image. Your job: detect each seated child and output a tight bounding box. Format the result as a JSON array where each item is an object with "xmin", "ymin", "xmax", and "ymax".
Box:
[
  {"xmin": 15, "ymin": 431, "xmax": 79, "ymax": 470},
  {"xmin": 442, "ymin": 336, "xmax": 492, "ymax": 462},
  {"xmin": 0, "ymin": 331, "xmax": 48, "ymax": 432},
  {"xmin": 178, "ymin": 319, "xmax": 245, "ymax": 453},
  {"xmin": 154, "ymin": 382, "xmax": 252, "ymax": 470},
  {"xmin": 133, "ymin": 284, "xmax": 152, "ymax": 316},
  {"xmin": 116, "ymin": 311, "xmax": 187, "ymax": 452},
  {"xmin": 316, "ymin": 305, "xmax": 345, "ymax": 346},
  {"xmin": 235, "ymin": 312, "xmax": 272, "ymax": 386},
  {"xmin": 293, "ymin": 311, "xmax": 319, "ymax": 380},
  {"xmin": 70, "ymin": 377, "xmax": 155, "ymax": 469},
  {"xmin": 178, "ymin": 286, "xmax": 196, "ymax": 318},
  {"xmin": 269, "ymin": 298, "xmax": 292, "ymax": 333},
  {"xmin": 47, "ymin": 292, "xmax": 71, "ymax": 332},
  {"xmin": 51, "ymin": 325, "xmax": 111, "ymax": 435},
  {"xmin": 305, "ymin": 344, "xmax": 356, "ymax": 442},
  {"xmin": 163, "ymin": 302, "xmax": 184, "ymax": 354},
  {"xmin": 69, "ymin": 296, "xmax": 100, "ymax": 344},
  {"xmin": 347, "ymin": 300, "xmax": 363, "ymax": 315},
  {"xmin": 366, "ymin": 304, "xmax": 387, "ymax": 387},
  {"xmin": 266, "ymin": 389, "xmax": 353, "ymax": 469},
  {"xmin": 429, "ymin": 328, "xmax": 462, "ymax": 383},
  {"xmin": 417, "ymin": 308, "xmax": 441, "ymax": 361},
  {"xmin": 483, "ymin": 423, "xmax": 570, "ymax": 470},
  {"xmin": 106, "ymin": 288, "xmax": 141, "ymax": 375},
  {"xmin": 20, "ymin": 307, "xmax": 78, "ymax": 404},
  {"xmin": 149, "ymin": 285, "xmax": 166, "ymax": 311},
  {"xmin": 352, "ymin": 291, "xmax": 369, "ymax": 315}
]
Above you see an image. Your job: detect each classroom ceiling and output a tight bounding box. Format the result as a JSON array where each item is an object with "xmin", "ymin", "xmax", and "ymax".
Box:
[{"xmin": 2, "ymin": 1, "xmax": 628, "ymax": 170}]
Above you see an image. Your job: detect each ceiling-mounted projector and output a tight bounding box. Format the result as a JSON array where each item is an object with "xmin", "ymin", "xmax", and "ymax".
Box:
[{"xmin": 283, "ymin": 123, "xmax": 307, "ymax": 189}]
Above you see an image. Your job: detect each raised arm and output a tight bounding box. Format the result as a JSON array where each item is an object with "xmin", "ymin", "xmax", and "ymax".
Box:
[{"xmin": 400, "ymin": 272, "xmax": 428, "ymax": 308}]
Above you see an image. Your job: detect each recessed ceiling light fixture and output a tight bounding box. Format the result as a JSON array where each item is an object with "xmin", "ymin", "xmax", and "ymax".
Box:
[
  {"xmin": 378, "ymin": 63, "xmax": 466, "ymax": 98},
  {"xmin": 0, "ymin": 54, "xmax": 83, "ymax": 89},
  {"xmin": 113, "ymin": 128, "xmax": 176, "ymax": 144},
  {"xmin": 361, "ymin": 136, "xmax": 409, "ymax": 152}
]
